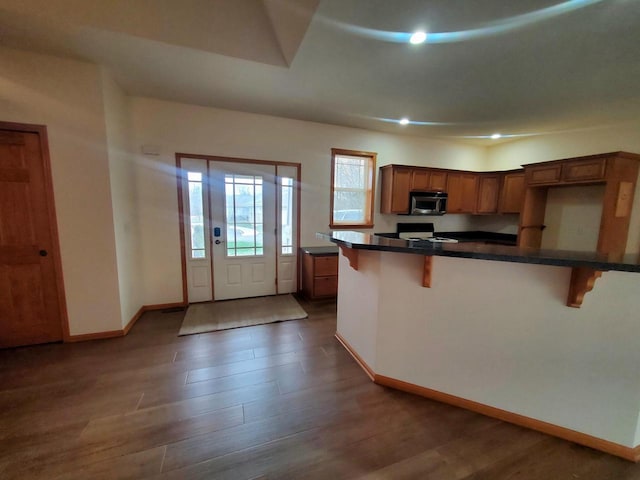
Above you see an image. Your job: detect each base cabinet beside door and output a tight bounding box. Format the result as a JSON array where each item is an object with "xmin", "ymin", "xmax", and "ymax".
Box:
[{"xmin": 301, "ymin": 247, "xmax": 338, "ymax": 300}]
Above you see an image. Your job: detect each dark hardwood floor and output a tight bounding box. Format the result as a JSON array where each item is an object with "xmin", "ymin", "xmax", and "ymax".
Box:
[{"xmin": 1, "ymin": 297, "xmax": 639, "ymax": 479}]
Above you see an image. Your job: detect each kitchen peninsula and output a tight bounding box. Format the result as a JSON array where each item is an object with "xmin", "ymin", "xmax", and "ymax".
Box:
[{"xmin": 320, "ymin": 230, "xmax": 640, "ymax": 461}]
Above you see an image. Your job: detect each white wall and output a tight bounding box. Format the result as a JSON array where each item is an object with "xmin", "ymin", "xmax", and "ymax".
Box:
[
  {"xmin": 541, "ymin": 185, "xmax": 605, "ymax": 251},
  {"xmin": 487, "ymin": 122, "xmax": 640, "ymax": 253},
  {"xmin": 338, "ymin": 250, "xmax": 640, "ymax": 448},
  {"xmin": 100, "ymin": 68, "xmax": 144, "ymax": 327},
  {"xmin": 130, "ymin": 97, "xmax": 487, "ymax": 305},
  {"xmin": 0, "ymin": 47, "xmax": 122, "ymax": 335}
]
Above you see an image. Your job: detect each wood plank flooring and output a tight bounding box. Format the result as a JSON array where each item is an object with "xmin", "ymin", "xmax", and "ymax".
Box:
[{"xmin": 1, "ymin": 297, "xmax": 639, "ymax": 479}]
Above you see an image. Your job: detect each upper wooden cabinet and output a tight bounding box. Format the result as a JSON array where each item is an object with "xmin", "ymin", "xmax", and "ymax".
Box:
[
  {"xmin": 380, "ymin": 165, "xmax": 412, "ymax": 213},
  {"xmin": 380, "ymin": 164, "xmax": 525, "ymax": 215},
  {"xmin": 476, "ymin": 174, "xmax": 501, "ymax": 214},
  {"xmin": 429, "ymin": 171, "xmax": 448, "ymax": 191},
  {"xmin": 410, "ymin": 169, "xmax": 430, "ymax": 191},
  {"xmin": 498, "ymin": 171, "xmax": 525, "ymax": 214},
  {"xmin": 561, "ymin": 157, "xmax": 606, "ymax": 183},
  {"xmin": 524, "ymin": 155, "xmax": 609, "ymax": 187},
  {"xmin": 525, "ymin": 163, "xmax": 562, "ymax": 185},
  {"xmin": 519, "ymin": 151, "xmax": 640, "ymax": 256},
  {"xmin": 447, "ymin": 172, "xmax": 479, "ymax": 214},
  {"xmin": 381, "ymin": 165, "xmax": 449, "ymax": 214}
]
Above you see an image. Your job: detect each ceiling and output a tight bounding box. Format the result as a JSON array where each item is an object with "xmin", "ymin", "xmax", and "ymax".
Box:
[{"xmin": 1, "ymin": 0, "xmax": 639, "ymax": 144}]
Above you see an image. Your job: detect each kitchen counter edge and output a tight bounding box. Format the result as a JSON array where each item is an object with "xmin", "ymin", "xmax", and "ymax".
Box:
[{"xmin": 317, "ymin": 231, "xmax": 640, "ymax": 273}]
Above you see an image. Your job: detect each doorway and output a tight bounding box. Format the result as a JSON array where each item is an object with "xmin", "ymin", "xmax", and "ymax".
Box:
[
  {"xmin": 0, "ymin": 122, "xmax": 68, "ymax": 348},
  {"xmin": 177, "ymin": 154, "xmax": 300, "ymax": 303}
]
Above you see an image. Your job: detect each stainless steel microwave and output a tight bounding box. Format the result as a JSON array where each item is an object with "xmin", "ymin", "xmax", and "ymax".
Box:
[{"xmin": 409, "ymin": 191, "xmax": 448, "ymax": 215}]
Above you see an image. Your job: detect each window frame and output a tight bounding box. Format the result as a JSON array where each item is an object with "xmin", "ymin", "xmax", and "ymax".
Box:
[{"xmin": 329, "ymin": 148, "xmax": 377, "ymax": 229}]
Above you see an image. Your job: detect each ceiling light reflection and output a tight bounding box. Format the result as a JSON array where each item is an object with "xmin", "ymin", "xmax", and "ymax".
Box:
[
  {"xmin": 409, "ymin": 31, "xmax": 427, "ymax": 44},
  {"xmin": 375, "ymin": 117, "xmax": 458, "ymax": 126},
  {"xmin": 322, "ymin": 0, "xmax": 603, "ymax": 44}
]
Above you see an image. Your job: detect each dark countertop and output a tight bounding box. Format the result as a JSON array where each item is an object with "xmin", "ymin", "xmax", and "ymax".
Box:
[
  {"xmin": 318, "ymin": 231, "xmax": 640, "ymax": 273},
  {"xmin": 300, "ymin": 246, "xmax": 339, "ymax": 255}
]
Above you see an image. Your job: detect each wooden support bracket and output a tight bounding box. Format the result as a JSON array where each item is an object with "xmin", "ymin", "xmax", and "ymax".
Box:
[
  {"xmin": 567, "ymin": 267, "xmax": 603, "ymax": 308},
  {"xmin": 423, "ymin": 256, "xmax": 433, "ymax": 288},
  {"xmin": 339, "ymin": 245, "xmax": 359, "ymax": 271}
]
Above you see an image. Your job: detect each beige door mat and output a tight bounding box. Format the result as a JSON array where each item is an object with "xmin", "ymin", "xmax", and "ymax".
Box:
[{"xmin": 178, "ymin": 294, "xmax": 308, "ymax": 336}]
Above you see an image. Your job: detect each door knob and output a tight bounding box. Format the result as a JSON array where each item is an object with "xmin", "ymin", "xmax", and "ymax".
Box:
[
  {"xmin": 39, "ymin": 250, "xmax": 48, "ymax": 257},
  {"xmin": 215, "ymin": 239, "xmax": 225, "ymax": 245}
]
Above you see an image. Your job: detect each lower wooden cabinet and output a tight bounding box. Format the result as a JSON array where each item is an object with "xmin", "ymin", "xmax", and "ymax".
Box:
[{"xmin": 301, "ymin": 248, "xmax": 338, "ymax": 300}]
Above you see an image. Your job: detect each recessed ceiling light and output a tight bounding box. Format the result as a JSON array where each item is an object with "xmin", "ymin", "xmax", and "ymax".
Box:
[
  {"xmin": 399, "ymin": 118, "xmax": 410, "ymax": 125},
  {"xmin": 409, "ymin": 31, "xmax": 427, "ymax": 44},
  {"xmin": 491, "ymin": 133, "xmax": 501, "ymax": 139}
]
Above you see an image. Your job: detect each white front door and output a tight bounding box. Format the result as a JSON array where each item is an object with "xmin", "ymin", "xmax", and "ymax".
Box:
[{"xmin": 210, "ymin": 162, "xmax": 277, "ymax": 300}]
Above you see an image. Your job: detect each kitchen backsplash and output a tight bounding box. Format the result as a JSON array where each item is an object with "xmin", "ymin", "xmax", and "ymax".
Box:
[{"xmin": 374, "ymin": 213, "xmax": 519, "ymax": 234}]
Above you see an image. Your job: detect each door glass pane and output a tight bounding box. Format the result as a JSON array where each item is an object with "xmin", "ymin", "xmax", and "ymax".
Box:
[
  {"xmin": 188, "ymin": 172, "xmax": 206, "ymax": 259},
  {"xmin": 281, "ymin": 177, "xmax": 293, "ymax": 254},
  {"xmin": 225, "ymin": 174, "xmax": 264, "ymax": 257}
]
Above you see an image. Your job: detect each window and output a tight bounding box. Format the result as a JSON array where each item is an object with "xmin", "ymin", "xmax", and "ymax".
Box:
[
  {"xmin": 187, "ymin": 171, "xmax": 206, "ymax": 259},
  {"xmin": 330, "ymin": 148, "xmax": 376, "ymax": 229}
]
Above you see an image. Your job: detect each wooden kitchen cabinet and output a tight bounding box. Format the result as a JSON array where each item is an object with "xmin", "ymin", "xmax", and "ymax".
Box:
[
  {"xmin": 301, "ymin": 248, "xmax": 338, "ymax": 300},
  {"xmin": 525, "ymin": 163, "xmax": 562, "ymax": 186},
  {"xmin": 519, "ymin": 151, "xmax": 640, "ymax": 256},
  {"xmin": 429, "ymin": 170, "xmax": 448, "ymax": 191},
  {"xmin": 476, "ymin": 174, "xmax": 501, "ymax": 214},
  {"xmin": 410, "ymin": 169, "xmax": 430, "ymax": 191},
  {"xmin": 380, "ymin": 165, "xmax": 412, "ymax": 213},
  {"xmin": 446, "ymin": 172, "xmax": 479, "ymax": 213},
  {"xmin": 498, "ymin": 171, "xmax": 525, "ymax": 213},
  {"xmin": 561, "ymin": 158, "xmax": 606, "ymax": 183}
]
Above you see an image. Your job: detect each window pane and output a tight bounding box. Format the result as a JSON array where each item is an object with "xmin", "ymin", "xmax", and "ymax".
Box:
[
  {"xmin": 188, "ymin": 178, "xmax": 205, "ymax": 258},
  {"xmin": 224, "ymin": 174, "xmax": 264, "ymax": 257},
  {"xmin": 335, "ymin": 156, "xmax": 366, "ymax": 189},
  {"xmin": 281, "ymin": 177, "xmax": 293, "ymax": 255},
  {"xmin": 187, "ymin": 172, "xmax": 202, "ymax": 181},
  {"xmin": 333, "ymin": 191, "xmax": 366, "ymax": 223},
  {"xmin": 191, "ymin": 224, "xmax": 205, "ymax": 249}
]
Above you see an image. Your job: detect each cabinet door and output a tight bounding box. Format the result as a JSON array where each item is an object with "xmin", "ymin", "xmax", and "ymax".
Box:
[
  {"xmin": 411, "ymin": 169, "xmax": 430, "ymax": 191},
  {"xmin": 499, "ymin": 172, "xmax": 525, "ymax": 213},
  {"xmin": 390, "ymin": 167, "xmax": 412, "ymax": 213},
  {"xmin": 429, "ymin": 171, "xmax": 448, "ymax": 191},
  {"xmin": 562, "ymin": 158, "xmax": 606, "ymax": 182},
  {"xmin": 476, "ymin": 174, "xmax": 500, "ymax": 214},
  {"xmin": 314, "ymin": 255, "xmax": 338, "ymax": 276},
  {"xmin": 526, "ymin": 164, "xmax": 561, "ymax": 185},
  {"xmin": 446, "ymin": 172, "xmax": 479, "ymax": 213}
]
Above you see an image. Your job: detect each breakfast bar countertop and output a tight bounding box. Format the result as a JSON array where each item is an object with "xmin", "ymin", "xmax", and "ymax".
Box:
[{"xmin": 318, "ymin": 230, "xmax": 640, "ymax": 273}]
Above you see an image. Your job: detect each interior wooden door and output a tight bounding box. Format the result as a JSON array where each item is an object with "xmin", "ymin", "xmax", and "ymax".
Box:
[{"xmin": 0, "ymin": 125, "xmax": 65, "ymax": 348}]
